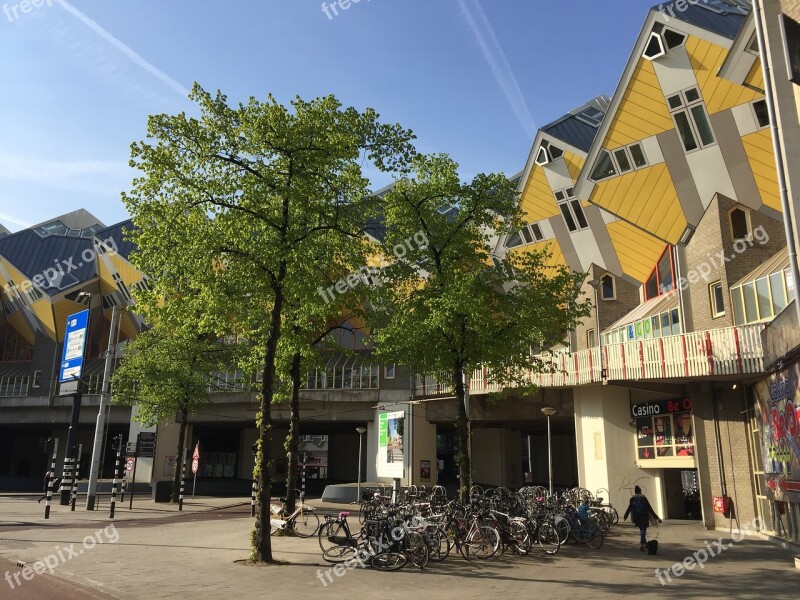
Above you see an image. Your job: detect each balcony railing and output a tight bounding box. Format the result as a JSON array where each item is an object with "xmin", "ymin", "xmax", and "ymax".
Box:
[
  {"xmin": 415, "ymin": 323, "xmax": 765, "ymax": 395},
  {"xmin": 0, "ymin": 375, "xmax": 30, "ymax": 397}
]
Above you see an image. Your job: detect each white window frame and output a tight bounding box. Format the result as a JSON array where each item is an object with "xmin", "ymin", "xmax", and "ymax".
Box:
[
  {"xmin": 710, "ymin": 281, "xmax": 725, "ymax": 318},
  {"xmin": 586, "ymin": 328, "xmax": 596, "ymax": 349},
  {"xmin": 728, "ymin": 206, "xmax": 752, "ymax": 241},
  {"xmin": 555, "ymin": 187, "xmax": 589, "ymax": 233},
  {"xmin": 600, "ymin": 274, "xmax": 616, "ymax": 300},
  {"xmin": 667, "ymin": 87, "xmax": 716, "ymax": 153}
]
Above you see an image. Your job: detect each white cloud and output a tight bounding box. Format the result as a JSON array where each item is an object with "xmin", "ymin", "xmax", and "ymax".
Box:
[
  {"xmin": 0, "ymin": 152, "xmax": 132, "ymax": 196},
  {"xmin": 457, "ymin": 0, "xmax": 537, "ymax": 140},
  {"xmin": 0, "ymin": 212, "xmax": 33, "ymax": 230}
]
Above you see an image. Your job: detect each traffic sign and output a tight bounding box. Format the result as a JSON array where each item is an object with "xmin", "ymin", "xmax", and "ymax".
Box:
[
  {"xmin": 137, "ymin": 432, "xmax": 157, "ymax": 458},
  {"xmin": 191, "ymin": 442, "xmax": 200, "ymax": 474},
  {"xmin": 191, "ymin": 458, "xmax": 199, "ymax": 474},
  {"xmin": 59, "ymin": 310, "xmax": 89, "ymax": 383},
  {"xmin": 125, "ymin": 458, "xmax": 136, "ymax": 473}
]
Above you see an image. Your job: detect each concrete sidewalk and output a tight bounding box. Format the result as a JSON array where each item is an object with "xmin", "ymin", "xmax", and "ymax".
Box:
[{"xmin": 1, "ymin": 496, "xmax": 797, "ymax": 599}]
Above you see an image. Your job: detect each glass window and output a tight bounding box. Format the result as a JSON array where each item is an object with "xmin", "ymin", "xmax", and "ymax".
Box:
[
  {"xmin": 664, "ymin": 29, "xmax": 686, "ymax": 49},
  {"xmin": 742, "ymin": 282, "xmax": 759, "ymax": 322},
  {"xmin": 385, "ymin": 364, "xmax": 396, "ymax": 379},
  {"xmin": 753, "ymin": 100, "xmax": 770, "ymax": 128},
  {"xmin": 530, "ymin": 223, "xmax": 544, "ymax": 241},
  {"xmin": 646, "ymin": 272, "xmax": 659, "ymax": 300},
  {"xmin": 756, "ymin": 277, "xmax": 773, "ymax": 320},
  {"xmin": 658, "ymin": 251, "xmax": 674, "ymax": 292},
  {"xmin": 730, "ymin": 208, "xmax": 750, "ymax": 240},
  {"xmin": 520, "ymin": 228, "xmax": 533, "ymax": 244},
  {"xmin": 731, "ymin": 287, "xmax": 745, "ymax": 325},
  {"xmin": 770, "ymin": 272, "xmax": 787, "ymax": 313},
  {"xmin": 549, "ymin": 145, "xmax": 564, "ymax": 160},
  {"xmin": 371, "ymin": 365, "xmax": 379, "ymax": 388},
  {"xmin": 684, "ymin": 88, "xmax": 700, "ymax": 103},
  {"xmin": 614, "ymin": 148, "xmax": 632, "ymax": 173},
  {"xmin": 710, "ymin": 282, "xmax": 725, "ymax": 317},
  {"xmin": 590, "ymin": 151, "xmax": 617, "ymax": 181},
  {"xmin": 652, "ymin": 315, "xmax": 661, "ymax": 338},
  {"xmin": 587, "ymin": 329, "xmax": 596, "ymax": 348},
  {"xmin": 786, "ymin": 268, "xmax": 796, "ymax": 302},
  {"xmin": 505, "ymin": 231, "xmax": 523, "ymax": 248},
  {"xmin": 690, "ymin": 106, "xmax": 715, "ymax": 146},
  {"xmin": 668, "ymin": 94, "xmax": 684, "ymax": 110},
  {"xmin": 343, "ymin": 368, "xmax": 353, "ymax": 388},
  {"xmin": 671, "ymin": 308, "xmax": 681, "ymax": 335},
  {"xmin": 643, "ymin": 32, "xmax": 665, "ymax": 60},
  {"xmin": 570, "ymin": 199, "xmax": 589, "ymax": 229},
  {"xmin": 661, "ymin": 311, "xmax": 671, "ymax": 332},
  {"xmin": 559, "ymin": 204, "xmax": 577, "ymax": 232},
  {"xmin": 674, "ymin": 111, "xmax": 699, "ymax": 151},
  {"xmin": 643, "ymin": 317, "xmax": 652, "ymax": 339},
  {"xmin": 601, "ymin": 275, "xmax": 615, "ymax": 299},
  {"xmin": 629, "ymin": 143, "xmax": 647, "ymax": 168}
]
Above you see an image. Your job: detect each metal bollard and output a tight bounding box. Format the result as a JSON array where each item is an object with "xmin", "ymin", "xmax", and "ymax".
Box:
[{"xmin": 43, "ymin": 438, "xmax": 59, "ymax": 520}]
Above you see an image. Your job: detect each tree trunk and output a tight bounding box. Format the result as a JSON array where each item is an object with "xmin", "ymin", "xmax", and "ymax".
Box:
[
  {"xmin": 453, "ymin": 362, "xmax": 471, "ymax": 503},
  {"xmin": 170, "ymin": 407, "xmax": 189, "ymax": 503},
  {"xmin": 251, "ymin": 282, "xmax": 284, "ymax": 563},
  {"xmin": 285, "ymin": 352, "xmax": 302, "ymax": 515}
]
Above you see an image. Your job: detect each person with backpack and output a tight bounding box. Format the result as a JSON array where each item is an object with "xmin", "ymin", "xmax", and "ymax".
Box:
[{"xmin": 623, "ymin": 485, "xmax": 662, "ymax": 551}]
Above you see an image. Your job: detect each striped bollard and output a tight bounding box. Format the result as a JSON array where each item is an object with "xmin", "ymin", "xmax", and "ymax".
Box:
[
  {"xmin": 120, "ymin": 479, "xmax": 126, "ymax": 503},
  {"xmin": 251, "ymin": 478, "xmax": 257, "ymax": 518},
  {"xmin": 178, "ymin": 448, "xmax": 187, "ymax": 511},
  {"xmin": 61, "ymin": 457, "xmax": 74, "ymax": 507},
  {"xmin": 301, "ymin": 455, "xmax": 306, "ymax": 505},
  {"xmin": 44, "ymin": 438, "xmax": 59, "ymax": 520},
  {"xmin": 109, "ymin": 438, "xmax": 123, "ymax": 519},
  {"xmin": 70, "ymin": 444, "xmax": 81, "ymax": 511}
]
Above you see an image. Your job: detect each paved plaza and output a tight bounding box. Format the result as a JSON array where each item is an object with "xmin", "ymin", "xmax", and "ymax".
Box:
[{"xmin": 0, "ymin": 494, "xmax": 797, "ymax": 599}]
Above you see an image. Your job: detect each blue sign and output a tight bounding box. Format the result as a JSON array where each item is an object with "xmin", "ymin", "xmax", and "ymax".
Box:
[{"xmin": 59, "ymin": 310, "xmax": 89, "ymax": 383}]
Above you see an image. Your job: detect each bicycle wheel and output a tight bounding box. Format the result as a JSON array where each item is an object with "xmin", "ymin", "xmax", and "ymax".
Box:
[
  {"xmin": 323, "ymin": 545, "xmax": 359, "ymax": 563},
  {"xmin": 292, "ymin": 511, "xmax": 320, "ymax": 538},
  {"xmin": 318, "ymin": 520, "xmax": 347, "ymax": 553},
  {"xmin": 405, "ymin": 530, "xmax": 429, "ymax": 569},
  {"xmin": 467, "ymin": 526, "xmax": 500, "ymax": 559},
  {"xmin": 509, "ymin": 521, "xmax": 531, "ymax": 555},
  {"xmin": 425, "ymin": 527, "xmax": 450, "ymax": 562},
  {"xmin": 370, "ymin": 552, "xmax": 407, "ymax": 571},
  {"xmin": 585, "ymin": 522, "xmax": 604, "ymax": 550},
  {"xmin": 609, "ymin": 507, "xmax": 619, "ymax": 526},
  {"xmin": 536, "ymin": 523, "xmax": 561, "ymax": 555},
  {"xmin": 554, "ymin": 516, "xmax": 570, "ymax": 545}
]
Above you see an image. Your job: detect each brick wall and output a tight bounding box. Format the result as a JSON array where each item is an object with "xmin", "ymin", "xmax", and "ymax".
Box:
[
  {"xmin": 574, "ymin": 264, "xmax": 641, "ymax": 352},
  {"xmin": 691, "ymin": 383, "xmax": 757, "ymax": 529},
  {"xmin": 685, "ymin": 194, "xmax": 786, "ymax": 332}
]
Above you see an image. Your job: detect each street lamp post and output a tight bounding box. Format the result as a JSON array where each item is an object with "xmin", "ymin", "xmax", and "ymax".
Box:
[
  {"xmin": 587, "ymin": 278, "xmax": 606, "ymax": 382},
  {"xmin": 356, "ymin": 426, "xmax": 366, "ymax": 502},
  {"xmin": 541, "ymin": 407, "xmax": 557, "ymax": 496},
  {"xmin": 86, "ymin": 304, "xmax": 119, "ymax": 510}
]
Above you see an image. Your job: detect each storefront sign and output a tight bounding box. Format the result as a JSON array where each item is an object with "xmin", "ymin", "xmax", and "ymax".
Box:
[{"xmin": 631, "ymin": 397, "xmax": 692, "ymax": 418}]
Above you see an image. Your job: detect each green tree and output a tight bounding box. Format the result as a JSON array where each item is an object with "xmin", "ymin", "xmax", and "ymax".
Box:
[
  {"xmin": 369, "ymin": 154, "xmax": 589, "ymax": 501},
  {"xmin": 112, "ymin": 326, "xmax": 230, "ymax": 502},
  {"xmin": 123, "ymin": 84, "xmax": 414, "ymax": 562}
]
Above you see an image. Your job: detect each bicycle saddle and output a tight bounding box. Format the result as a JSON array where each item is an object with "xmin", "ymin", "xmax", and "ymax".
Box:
[{"xmin": 339, "ymin": 511, "xmax": 351, "ymax": 518}]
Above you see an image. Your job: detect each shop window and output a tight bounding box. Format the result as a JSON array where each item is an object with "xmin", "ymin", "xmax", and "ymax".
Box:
[
  {"xmin": 636, "ymin": 408, "xmax": 694, "ymax": 460},
  {"xmin": 710, "ymin": 281, "xmax": 725, "ymax": 318},
  {"xmin": 729, "ymin": 207, "xmax": 751, "ymax": 241},
  {"xmin": 601, "ymin": 274, "xmax": 615, "ymax": 300}
]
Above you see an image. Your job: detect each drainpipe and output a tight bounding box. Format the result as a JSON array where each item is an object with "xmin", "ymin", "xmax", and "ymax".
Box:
[
  {"xmin": 673, "ymin": 245, "xmax": 687, "ymax": 334},
  {"xmin": 710, "ymin": 385, "xmax": 728, "ymax": 498},
  {"xmin": 754, "ymin": 0, "xmax": 800, "ymax": 321}
]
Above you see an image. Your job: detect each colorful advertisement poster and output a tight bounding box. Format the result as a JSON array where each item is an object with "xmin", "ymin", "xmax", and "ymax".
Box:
[
  {"xmin": 377, "ymin": 410, "xmax": 404, "ymax": 478},
  {"xmin": 754, "ymin": 365, "xmax": 800, "ymax": 502}
]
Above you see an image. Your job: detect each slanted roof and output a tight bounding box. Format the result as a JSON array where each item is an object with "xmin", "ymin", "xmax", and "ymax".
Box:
[
  {"xmin": 603, "ymin": 290, "xmax": 680, "ymax": 334},
  {"xmin": 96, "ymin": 219, "xmax": 136, "ymax": 260},
  {"xmin": 0, "ymin": 229, "xmax": 97, "ymax": 296},
  {"xmin": 541, "ymin": 96, "xmax": 611, "ymax": 153},
  {"xmin": 656, "ymin": 0, "xmax": 751, "ymax": 41},
  {"xmin": 731, "ymin": 247, "xmax": 788, "ymax": 288}
]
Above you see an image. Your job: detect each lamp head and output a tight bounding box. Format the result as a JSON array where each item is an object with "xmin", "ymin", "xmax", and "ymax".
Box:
[
  {"xmin": 587, "ymin": 279, "xmax": 600, "ymax": 290},
  {"xmin": 541, "ymin": 407, "xmax": 557, "ymax": 417},
  {"xmin": 356, "ymin": 427, "xmax": 367, "ymax": 434}
]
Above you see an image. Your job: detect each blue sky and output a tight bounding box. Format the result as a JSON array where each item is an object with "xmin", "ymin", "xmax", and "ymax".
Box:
[{"xmin": 0, "ymin": 0, "xmax": 657, "ymax": 232}]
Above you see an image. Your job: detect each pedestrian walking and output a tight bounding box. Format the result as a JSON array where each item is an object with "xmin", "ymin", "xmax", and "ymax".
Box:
[
  {"xmin": 38, "ymin": 470, "xmax": 56, "ymax": 503},
  {"xmin": 623, "ymin": 485, "xmax": 662, "ymax": 551}
]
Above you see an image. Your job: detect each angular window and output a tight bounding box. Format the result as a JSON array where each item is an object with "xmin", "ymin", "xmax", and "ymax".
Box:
[
  {"xmin": 643, "ymin": 31, "xmax": 666, "ymax": 60},
  {"xmin": 520, "ymin": 228, "xmax": 533, "ymax": 244},
  {"xmin": 535, "ymin": 146, "xmax": 549, "ymax": 166},
  {"xmin": 559, "ymin": 204, "xmax": 577, "ymax": 232},
  {"xmin": 663, "ymin": 29, "xmax": 686, "ymax": 49},
  {"xmin": 645, "ymin": 246, "xmax": 675, "ymax": 300},
  {"xmin": 589, "ymin": 151, "xmax": 617, "ymax": 181},
  {"xmin": 530, "ymin": 223, "xmax": 544, "ymax": 242},
  {"xmin": 756, "ymin": 277, "xmax": 773, "ymax": 320},
  {"xmin": 505, "ymin": 231, "xmax": 523, "ymax": 248},
  {"xmin": 556, "ymin": 188, "xmax": 589, "ymax": 232}
]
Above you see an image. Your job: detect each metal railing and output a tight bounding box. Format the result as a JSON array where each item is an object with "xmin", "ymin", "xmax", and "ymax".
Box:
[
  {"xmin": 415, "ymin": 323, "xmax": 766, "ymax": 395},
  {"xmin": 0, "ymin": 375, "xmax": 30, "ymax": 397}
]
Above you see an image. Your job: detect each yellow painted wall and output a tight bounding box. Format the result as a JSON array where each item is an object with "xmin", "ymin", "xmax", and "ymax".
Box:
[
  {"xmin": 685, "ymin": 36, "xmax": 761, "ymax": 114},
  {"xmin": 742, "ymin": 129, "xmax": 782, "ymax": 212},
  {"xmin": 604, "ymin": 59, "xmax": 673, "ymax": 150},
  {"xmin": 743, "ymin": 57, "xmax": 765, "ymax": 92},
  {"xmin": 590, "ymin": 163, "xmax": 686, "ymax": 244},
  {"xmin": 510, "ymin": 239, "xmax": 567, "ymax": 277},
  {"xmin": 519, "ymin": 165, "xmax": 560, "ymax": 223},
  {"xmin": 0, "ymin": 258, "xmax": 56, "ymax": 338},
  {"xmin": 6, "ymin": 312, "xmax": 34, "ymax": 345},
  {"xmin": 562, "ymin": 151, "xmax": 585, "ymax": 182},
  {"xmin": 606, "ymin": 221, "xmax": 667, "ymax": 283}
]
